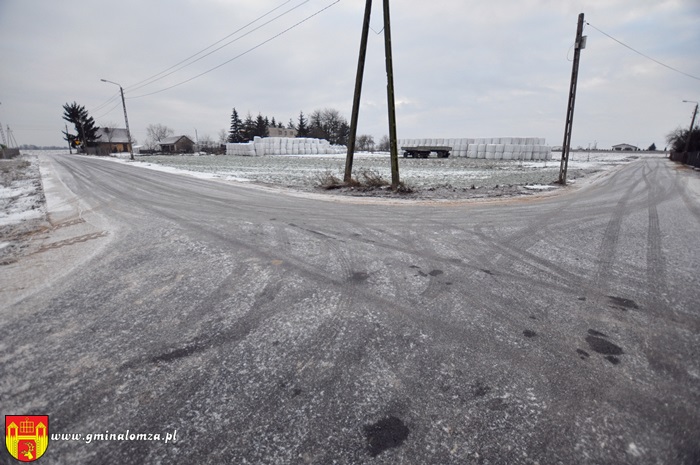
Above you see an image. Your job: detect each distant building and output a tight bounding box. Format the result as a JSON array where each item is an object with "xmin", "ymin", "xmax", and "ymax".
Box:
[
  {"xmin": 268, "ymin": 127, "xmax": 297, "ymax": 138},
  {"xmin": 612, "ymin": 143, "xmax": 639, "ymax": 151},
  {"xmin": 158, "ymin": 135, "xmax": 195, "ymax": 153},
  {"xmin": 93, "ymin": 128, "xmax": 132, "ymax": 155}
]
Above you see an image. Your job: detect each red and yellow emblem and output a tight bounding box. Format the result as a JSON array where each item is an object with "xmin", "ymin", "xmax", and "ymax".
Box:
[{"xmin": 5, "ymin": 416, "xmax": 49, "ymax": 462}]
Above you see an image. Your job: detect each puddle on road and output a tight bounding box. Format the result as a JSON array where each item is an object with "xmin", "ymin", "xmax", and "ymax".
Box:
[
  {"xmin": 585, "ymin": 335, "xmax": 624, "ymax": 356},
  {"xmin": 349, "ymin": 271, "xmax": 369, "ymax": 283},
  {"xmin": 363, "ymin": 416, "xmax": 410, "ymax": 457},
  {"xmin": 607, "ymin": 295, "xmax": 639, "ymax": 310}
]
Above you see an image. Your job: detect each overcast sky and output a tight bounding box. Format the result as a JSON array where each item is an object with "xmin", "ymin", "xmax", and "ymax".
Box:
[{"xmin": 1, "ymin": 0, "xmax": 698, "ymax": 150}]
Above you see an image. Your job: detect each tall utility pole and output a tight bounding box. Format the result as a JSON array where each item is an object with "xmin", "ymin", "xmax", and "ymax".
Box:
[
  {"xmin": 344, "ymin": 0, "xmax": 373, "ymax": 183},
  {"xmin": 682, "ymin": 100, "xmax": 698, "ymax": 154},
  {"xmin": 344, "ymin": 0, "xmax": 400, "ymax": 188},
  {"xmin": 101, "ymin": 79, "xmax": 134, "ymax": 160},
  {"xmin": 558, "ymin": 13, "xmax": 586, "ymax": 185},
  {"xmin": 383, "ymin": 0, "xmax": 400, "ymax": 188},
  {"xmin": 66, "ymin": 124, "xmax": 73, "ymax": 154}
]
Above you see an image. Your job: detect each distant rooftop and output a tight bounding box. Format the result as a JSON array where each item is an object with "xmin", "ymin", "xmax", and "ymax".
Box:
[{"xmin": 96, "ymin": 128, "xmax": 130, "ymax": 144}]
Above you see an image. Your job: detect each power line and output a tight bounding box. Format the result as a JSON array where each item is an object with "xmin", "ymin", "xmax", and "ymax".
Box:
[
  {"xmin": 128, "ymin": 0, "xmax": 341, "ymax": 99},
  {"xmin": 125, "ymin": 0, "xmax": 294, "ymax": 91},
  {"xmin": 126, "ymin": 0, "xmax": 310, "ymax": 93},
  {"xmin": 586, "ymin": 21, "xmax": 700, "ymax": 81},
  {"xmin": 94, "ymin": 100, "xmax": 124, "ymax": 121},
  {"xmin": 90, "ymin": 92, "xmax": 121, "ymax": 114}
]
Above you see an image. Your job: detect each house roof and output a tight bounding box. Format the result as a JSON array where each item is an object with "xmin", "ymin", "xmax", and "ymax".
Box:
[
  {"xmin": 160, "ymin": 135, "xmax": 193, "ymax": 145},
  {"xmin": 96, "ymin": 128, "xmax": 130, "ymax": 144},
  {"xmin": 612, "ymin": 143, "xmax": 638, "ymax": 149}
]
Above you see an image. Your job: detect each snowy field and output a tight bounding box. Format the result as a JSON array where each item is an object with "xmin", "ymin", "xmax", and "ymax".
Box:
[{"xmin": 128, "ymin": 150, "xmax": 646, "ymax": 197}]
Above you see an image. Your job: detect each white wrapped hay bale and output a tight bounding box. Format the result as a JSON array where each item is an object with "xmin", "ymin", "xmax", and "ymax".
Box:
[
  {"xmin": 477, "ymin": 144, "xmax": 486, "ymax": 158},
  {"xmin": 503, "ymin": 152, "xmax": 513, "ymax": 160},
  {"xmin": 485, "ymin": 144, "xmax": 497, "ymax": 159}
]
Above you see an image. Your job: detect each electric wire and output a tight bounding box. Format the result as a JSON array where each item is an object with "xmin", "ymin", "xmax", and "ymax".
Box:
[
  {"xmin": 90, "ymin": 91, "xmax": 121, "ymax": 114},
  {"xmin": 93, "ymin": 100, "xmax": 123, "ymax": 121},
  {"xmin": 126, "ymin": 0, "xmax": 310, "ymax": 93},
  {"xmin": 125, "ymin": 0, "xmax": 294, "ymax": 91},
  {"xmin": 128, "ymin": 0, "xmax": 341, "ymax": 99},
  {"xmin": 586, "ymin": 21, "xmax": 700, "ymax": 81}
]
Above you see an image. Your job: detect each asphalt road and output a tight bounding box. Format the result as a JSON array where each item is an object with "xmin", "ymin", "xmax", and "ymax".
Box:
[{"xmin": 1, "ymin": 154, "xmax": 699, "ymax": 464}]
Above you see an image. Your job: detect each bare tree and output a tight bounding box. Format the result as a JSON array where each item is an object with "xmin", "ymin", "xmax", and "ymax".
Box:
[
  {"xmin": 356, "ymin": 134, "xmax": 375, "ymax": 152},
  {"xmin": 146, "ymin": 124, "xmax": 174, "ymax": 150},
  {"xmin": 307, "ymin": 108, "xmax": 350, "ymax": 145},
  {"xmin": 218, "ymin": 128, "xmax": 228, "ymax": 145},
  {"xmin": 377, "ymin": 135, "xmax": 390, "ymax": 152},
  {"xmin": 198, "ymin": 134, "xmax": 215, "ymax": 153}
]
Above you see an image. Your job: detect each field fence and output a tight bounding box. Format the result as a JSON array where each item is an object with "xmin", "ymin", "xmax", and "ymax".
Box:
[{"xmin": 670, "ymin": 151, "xmax": 700, "ymax": 168}]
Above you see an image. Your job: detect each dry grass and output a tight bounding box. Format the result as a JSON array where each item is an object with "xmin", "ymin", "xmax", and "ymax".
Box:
[{"xmin": 316, "ymin": 168, "xmax": 413, "ymax": 193}]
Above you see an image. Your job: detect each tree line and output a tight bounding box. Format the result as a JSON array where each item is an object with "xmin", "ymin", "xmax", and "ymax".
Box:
[{"xmin": 228, "ymin": 107, "xmax": 354, "ymax": 146}]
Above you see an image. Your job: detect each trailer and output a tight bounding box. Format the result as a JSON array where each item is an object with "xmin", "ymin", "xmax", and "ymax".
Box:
[{"xmin": 401, "ymin": 146, "xmax": 452, "ymax": 158}]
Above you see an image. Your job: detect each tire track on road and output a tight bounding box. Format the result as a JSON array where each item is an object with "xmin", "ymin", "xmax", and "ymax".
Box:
[{"xmin": 592, "ymin": 166, "xmax": 643, "ymax": 291}]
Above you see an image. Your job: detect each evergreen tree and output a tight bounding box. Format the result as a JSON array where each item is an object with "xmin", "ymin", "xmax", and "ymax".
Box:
[
  {"xmin": 254, "ymin": 114, "xmax": 268, "ymax": 138},
  {"xmin": 296, "ymin": 111, "xmax": 309, "ymax": 137},
  {"xmin": 270, "ymin": 117, "xmax": 277, "ymax": 128},
  {"xmin": 62, "ymin": 102, "xmax": 99, "ymax": 150},
  {"xmin": 228, "ymin": 108, "xmax": 244, "ymax": 143},
  {"xmin": 287, "ymin": 118, "xmax": 295, "ymax": 130},
  {"xmin": 241, "ymin": 113, "xmax": 255, "ymax": 142}
]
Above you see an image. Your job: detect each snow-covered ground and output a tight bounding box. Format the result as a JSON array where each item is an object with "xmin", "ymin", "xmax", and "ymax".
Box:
[
  {"xmin": 0, "ymin": 156, "xmax": 48, "ymax": 264},
  {"xmin": 124, "ymin": 150, "xmax": 645, "ymax": 198},
  {"xmin": 0, "ymin": 157, "xmax": 45, "ymax": 226}
]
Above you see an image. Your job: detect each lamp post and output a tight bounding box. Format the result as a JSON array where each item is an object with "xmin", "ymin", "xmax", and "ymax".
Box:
[
  {"xmin": 682, "ymin": 100, "xmax": 698, "ymax": 155},
  {"xmin": 100, "ymin": 79, "xmax": 134, "ymax": 160}
]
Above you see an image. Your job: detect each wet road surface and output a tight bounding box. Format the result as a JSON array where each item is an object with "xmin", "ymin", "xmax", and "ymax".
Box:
[{"xmin": 1, "ymin": 154, "xmax": 699, "ymax": 464}]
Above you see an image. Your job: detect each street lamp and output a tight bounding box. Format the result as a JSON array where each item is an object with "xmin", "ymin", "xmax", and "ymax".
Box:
[
  {"xmin": 682, "ymin": 100, "xmax": 698, "ymax": 155},
  {"xmin": 100, "ymin": 79, "xmax": 134, "ymax": 160}
]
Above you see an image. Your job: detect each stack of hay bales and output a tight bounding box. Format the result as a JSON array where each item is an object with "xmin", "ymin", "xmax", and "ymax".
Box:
[
  {"xmin": 227, "ymin": 136, "xmax": 552, "ymax": 159},
  {"xmin": 395, "ymin": 137, "xmax": 552, "ymax": 160},
  {"xmin": 226, "ymin": 137, "xmax": 344, "ymax": 156}
]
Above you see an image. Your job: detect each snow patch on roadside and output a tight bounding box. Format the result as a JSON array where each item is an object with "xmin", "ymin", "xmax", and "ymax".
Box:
[
  {"xmin": 523, "ymin": 184, "xmax": 556, "ymax": 190},
  {"xmin": 0, "ymin": 160, "xmax": 46, "ymax": 227}
]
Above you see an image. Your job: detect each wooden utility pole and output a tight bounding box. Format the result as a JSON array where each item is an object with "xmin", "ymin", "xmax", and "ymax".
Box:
[
  {"xmin": 66, "ymin": 124, "xmax": 73, "ymax": 154},
  {"xmin": 558, "ymin": 13, "xmax": 585, "ymax": 185},
  {"xmin": 683, "ymin": 102, "xmax": 698, "ymax": 154},
  {"xmin": 383, "ymin": 0, "xmax": 400, "ymax": 188},
  {"xmin": 344, "ymin": 0, "xmax": 373, "ymax": 183}
]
